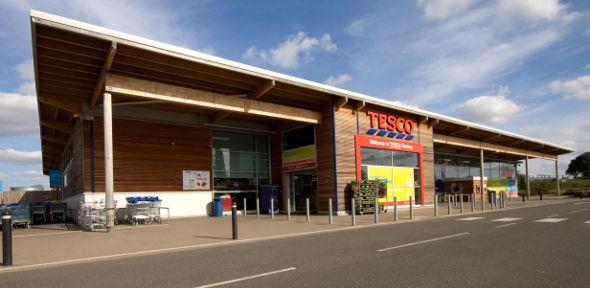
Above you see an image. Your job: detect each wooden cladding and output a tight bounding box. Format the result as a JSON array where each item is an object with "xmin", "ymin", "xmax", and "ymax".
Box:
[
  {"xmin": 63, "ymin": 120, "xmax": 84, "ymax": 199},
  {"xmin": 333, "ymin": 103, "xmax": 437, "ymax": 209},
  {"xmin": 315, "ymin": 103, "xmax": 337, "ymax": 212},
  {"xmin": 84, "ymin": 117, "xmax": 211, "ymax": 192},
  {"xmin": 106, "ymin": 74, "xmax": 322, "ymax": 124},
  {"xmin": 433, "ymin": 134, "xmax": 557, "ymax": 161}
]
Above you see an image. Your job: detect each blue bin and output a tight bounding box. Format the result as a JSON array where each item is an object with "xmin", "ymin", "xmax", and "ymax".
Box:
[{"xmin": 213, "ymin": 197, "xmax": 223, "ymax": 217}]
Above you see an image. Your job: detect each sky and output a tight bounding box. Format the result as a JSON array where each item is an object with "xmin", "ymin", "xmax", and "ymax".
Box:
[{"xmin": 0, "ymin": 0, "xmax": 589, "ymax": 189}]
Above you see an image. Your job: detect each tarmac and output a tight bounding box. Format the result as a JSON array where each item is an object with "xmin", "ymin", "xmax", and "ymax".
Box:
[{"xmin": 0, "ymin": 195, "xmax": 575, "ymax": 270}]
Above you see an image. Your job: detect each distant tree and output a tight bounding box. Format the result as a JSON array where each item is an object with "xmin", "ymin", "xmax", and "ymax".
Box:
[{"xmin": 566, "ymin": 152, "xmax": 590, "ymax": 177}]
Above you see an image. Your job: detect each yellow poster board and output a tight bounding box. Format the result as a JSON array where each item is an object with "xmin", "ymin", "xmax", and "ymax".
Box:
[{"xmin": 367, "ymin": 166, "xmax": 415, "ymax": 203}]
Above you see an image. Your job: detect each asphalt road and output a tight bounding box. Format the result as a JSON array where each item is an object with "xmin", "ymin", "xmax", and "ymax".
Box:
[{"xmin": 1, "ymin": 200, "xmax": 589, "ymax": 288}]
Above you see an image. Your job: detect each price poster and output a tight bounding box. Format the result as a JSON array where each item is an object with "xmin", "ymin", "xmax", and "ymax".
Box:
[{"xmin": 183, "ymin": 170, "xmax": 210, "ymax": 190}]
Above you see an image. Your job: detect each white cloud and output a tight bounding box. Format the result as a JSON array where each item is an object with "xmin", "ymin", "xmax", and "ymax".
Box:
[
  {"xmin": 0, "ymin": 149, "xmax": 42, "ymax": 164},
  {"xmin": 243, "ymin": 32, "xmax": 337, "ymax": 69},
  {"xmin": 499, "ymin": 0, "xmax": 565, "ymax": 22},
  {"xmin": 394, "ymin": 0, "xmax": 575, "ymax": 105},
  {"xmin": 15, "ymin": 59, "xmax": 34, "ymax": 81},
  {"xmin": 0, "ymin": 92, "xmax": 39, "ymax": 136},
  {"xmin": 457, "ymin": 88, "xmax": 522, "ymax": 124},
  {"xmin": 550, "ymin": 75, "xmax": 590, "ymax": 101},
  {"xmin": 417, "ymin": 0, "xmax": 479, "ymax": 20},
  {"xmin": 324, "ymin": 74, "xmax": 352, "ymax": 87},
  {"xmin": 346, "ymin": 18, "xmax": 371, "ymax": 37}
]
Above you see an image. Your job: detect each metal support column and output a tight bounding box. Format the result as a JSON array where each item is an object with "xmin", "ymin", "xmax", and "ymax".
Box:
[
  {"xmin": 480, "ymin": 148, "xmax": 485, "ymax": 211},
  {"xmin": 103, "ymin": 92, "xmax": 115, "ymax": 233},
  {"xmin": 525, "ymin": 156, "xmax": 530, "ymax": 200},
  {"xmin": 555, "ymin": 158, "xmax": 560, "ymax": 197}
]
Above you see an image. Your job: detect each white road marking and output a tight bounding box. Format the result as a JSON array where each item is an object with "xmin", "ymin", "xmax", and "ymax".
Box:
[
  {"xmin": 567, "ymin": 208, "xmax": 588, "ymax": 215},
  {"xmin": 491, "ymin": 217, "xmax": 522, "ymax": 222},
  {"xmin": 574, "ymin": 202, "xmax": 589, "ymax": 205},
  {"xmin": 495, "ymin": 223, "xmax": 517, "ymax": 228},
  {"xmin": 585, "ymin": 221, "xmax": 590, "ymax": 224},
  {"xmin": 547, "ymin": 214, "xmax": 559, "ymax": 218},
  {"xmin": 456, "ymin": 217, "xmax": 485, "ymax": 221},
  {"xmin": 535, "ymin": 218, "xmax": 567, "ymax": 223},
  {"xmin": 193, "ymin": 267, "xmax": 296, "ymax": 288},
  {"xmin": 377, "ymin": 232, "xmax": 470, "ymax": 252}
]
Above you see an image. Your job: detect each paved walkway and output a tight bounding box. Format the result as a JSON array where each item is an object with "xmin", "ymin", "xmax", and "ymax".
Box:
[{"xmin": 0, "ymin": 195, "xmax": 577, "ymax": 270}]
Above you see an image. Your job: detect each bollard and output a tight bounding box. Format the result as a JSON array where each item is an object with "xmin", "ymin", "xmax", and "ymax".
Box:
[
  {"xmin": 2, "ymin": 212, "xmax": 13, "ymax": 266},
  {"xmin": 409, "ymin": 196, "xmax": 414, "ymax": 219},
  {"xmin": 447, "ymin": 195, "xmax": 452, "ymax": 215},
  {"xmin": 460, "ymin": 194, "xmax": 464, "ymax": 214},
  {"xmin": 270, "ymin": 197, "xmax": 275, "ymax": 219},
  {"xmin": 351, "ymin": 198, "xmax": 356, "ymax": 226},
  {"xmin": 243, "ymin": 198, "xmax": 247, "ymax": 216},
  {"xmin": 434, "ymin": 194, "xmax": 439, "ymax": 216},
  {"xmin": 522, "ymin": 193, "xmax": 525, "ymax": 203},
  {"xmin": 287, "ymin": 198, "xmax": 291, "ymax": 221},
  {"xmin": 374, "ymin": 197, "xmax": 379, "ymax": 224},
  {"xmin": 471, "ymin": 193, "xmax": 476, "ymax": 212},
  {"xmin": 539, "ymin": 191, "xmax": 543, "ymax": 201},
  {"xmin": 393, "ymin": 197, "xmax": 398, "ymax": 222},
  {"xmin": 256, "ymin": 197, "xmax": 260, "ymax": 217},
  {"xmin": 231, "ymin": 202, "xmax": 238, "ymax": 240},
  {"xmin": 306, "ymin": 198, "xmax": 310, "ymax": 223},
  {"xmin": 328, "ymin": 198, "xmax": 333, "ymax": 224}
]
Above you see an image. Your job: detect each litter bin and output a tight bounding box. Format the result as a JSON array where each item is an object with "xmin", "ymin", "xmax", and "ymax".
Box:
[
  {"xmin": 488, "ymin": 190, "xmax": 496, "ymax": 206},
  {"xmin": 213, "ymin": 197, "xmax": 223, "ymax": 217}
]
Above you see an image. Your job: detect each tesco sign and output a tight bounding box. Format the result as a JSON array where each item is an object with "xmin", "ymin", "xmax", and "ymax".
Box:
[{"xmin": 366, "ymin": 111, "xmax": 416, "ymax": 140}]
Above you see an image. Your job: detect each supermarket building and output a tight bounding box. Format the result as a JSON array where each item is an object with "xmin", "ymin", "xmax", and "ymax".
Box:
[{"xmin": 30, "ymin": 11, "xmax": 572, "ymax": 218}]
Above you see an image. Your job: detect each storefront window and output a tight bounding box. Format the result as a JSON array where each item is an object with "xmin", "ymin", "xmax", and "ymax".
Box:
[
  {"xmin": 212, "ymin": 130, "xmax": 270, "ymax": 192},
  {"xmin": 361, "ymin": 148, "xmax": 392, "ymax": 166}
]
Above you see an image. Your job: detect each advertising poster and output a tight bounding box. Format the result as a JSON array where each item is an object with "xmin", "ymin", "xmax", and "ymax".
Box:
[
  {"xmin": 367, "ymin": 166, "xmax": 415, "ymax": 203},
  {"xmin": 282, "ymin": 144, "xmax": 317, "ymax": 172},
  {"xmin": 183, "ymin": 170, "xmax": 210, "ymax": 190}
]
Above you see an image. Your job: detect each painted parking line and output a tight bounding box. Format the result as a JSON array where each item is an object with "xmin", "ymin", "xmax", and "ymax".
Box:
[
  {"xmin": 193, "ymin": 267, "xmax": 296, "ymax": 288},
  {"xmin": 377, "ymin": 232, "xmax": 470, "ymax": 252},
  {"xmin": 535, "ymin": 218, "xmax": 567, "ymax": 223},
  {"xmin": 495, "ymin": 223, "xmax": 517, "ymax": 229},
  {"xmin": 456, "ymin": 217, "xmax": 485, "ymax": 221},
  {"xmin": 567, "ymin": 208, "xmax": 588, "ymax": 215},
  {"xmin": 491, "ymin": 217, "xmax": 522, "ymax": 222}
]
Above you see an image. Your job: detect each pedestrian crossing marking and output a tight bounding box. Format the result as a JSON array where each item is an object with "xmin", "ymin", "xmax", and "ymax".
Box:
[
  {"xmin": 456, "ymin": 217, "xmax": 485, "ymax": 221},
  {"xmin": 535, "ymin": 218, "xmax": 567, "ymax": 223},
  {"xmin": 492, "ymin": 217, "xmax": 522, "ymax": 222}
]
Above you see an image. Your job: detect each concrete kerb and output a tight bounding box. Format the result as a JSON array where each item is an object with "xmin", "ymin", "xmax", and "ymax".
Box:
[{"xmin": 0, "ymin": 197, "xmax": 582, "ymax": 273}]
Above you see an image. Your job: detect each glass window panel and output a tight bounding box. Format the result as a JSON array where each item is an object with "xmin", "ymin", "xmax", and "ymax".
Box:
[
  {"xmin": 230, "ymin": 151, "xmax": 255, "ymax": 172},
  {"xmin": 394, "ymin": 151, "xmax": 418, "ymax": 168},
  {"xmin": 282, "ymin": 125, "xmax": 315, "ymax": 150},
  {"xmin": 361, "ymin": 148, "xmax": 392, "ymax": 166}
]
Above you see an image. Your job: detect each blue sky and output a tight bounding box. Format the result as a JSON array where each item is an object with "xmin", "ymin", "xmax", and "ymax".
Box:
[{"xmin": 0, "ymin": 0, "xmax": 589, "ymax": 189}]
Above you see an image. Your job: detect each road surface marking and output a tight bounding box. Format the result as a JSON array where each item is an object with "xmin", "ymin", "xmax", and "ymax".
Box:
[
  {"xmin": 547, "ymin": 214, "xmax": 559, "ymax": 217},
  {"xmin": 535, "ymin": 218, "xmax": 567, "ymax": 223},
  {"xmin": 495, "ymin": 223, "xmax": 517, "ymax": 228},
  {"xmin": 456, "ymin": 217, "xmax": 485, "ymax": 221},
  {"xmin": 491, "ymin": 217, "xmax": 522, "ymax": 222},
  {"xmin": 585, "ymin": 221, "xmax": 590, "ymax": 224},
  {"xmin": 377, "ymin": 232, "xmax": 470, "ymax": 252},
  {"xmin": 193, "ymin": 267, "xmax": 296, "ymax": 288},
  {"xmin": 574, "ymin": 202, "xmax": 588, "ymax": 205},
  {"xmin": 567, "ymin": 208, "xmax": 588, "ymax": 215}
]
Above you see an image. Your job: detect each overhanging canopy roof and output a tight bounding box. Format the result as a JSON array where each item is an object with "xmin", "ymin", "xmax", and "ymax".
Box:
[{"xmin": 30, "ymin": 10, "xmax": 573, "ymax": 173}]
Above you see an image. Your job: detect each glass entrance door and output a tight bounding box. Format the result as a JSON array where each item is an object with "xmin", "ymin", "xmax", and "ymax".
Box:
[{"xmin": 290, "ymin": 170, "xmax": 317, "ymax": 213}]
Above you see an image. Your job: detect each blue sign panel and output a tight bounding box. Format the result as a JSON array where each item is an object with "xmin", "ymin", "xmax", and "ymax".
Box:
[{"xmin": 49, "ymin": 169, "xmax": 63, "ymax": 188}]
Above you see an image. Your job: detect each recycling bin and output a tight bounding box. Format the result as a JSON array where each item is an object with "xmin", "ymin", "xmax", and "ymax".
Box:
[{"xmin": 213, "ymin": 197, "xmax": 223, "ymax": 217}]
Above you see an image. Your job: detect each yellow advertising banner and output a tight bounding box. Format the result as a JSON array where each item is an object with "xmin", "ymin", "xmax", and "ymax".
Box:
[
  {"xmin": 367, "ymin": 166, "xmax": 414, "ymax": 203},
  {"xmin": 282, "ymin": 144, "xmax": 317, "ymax": 172}
]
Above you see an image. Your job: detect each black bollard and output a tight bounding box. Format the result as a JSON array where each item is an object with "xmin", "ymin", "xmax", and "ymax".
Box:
[
  {"xmin": 2, "ymin": 212, "xmax": 13, "ymax": 266},
  {"xmin": 539, "ymin": 191, "xmax": 543, "ymax": 201},
  {"xmin": 231, "ymin": 202, "xmax": 238, "ymax": 240},
  {"xmin": 522, "ymin": 193, "xmax": 525, "ymax": 202}
]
